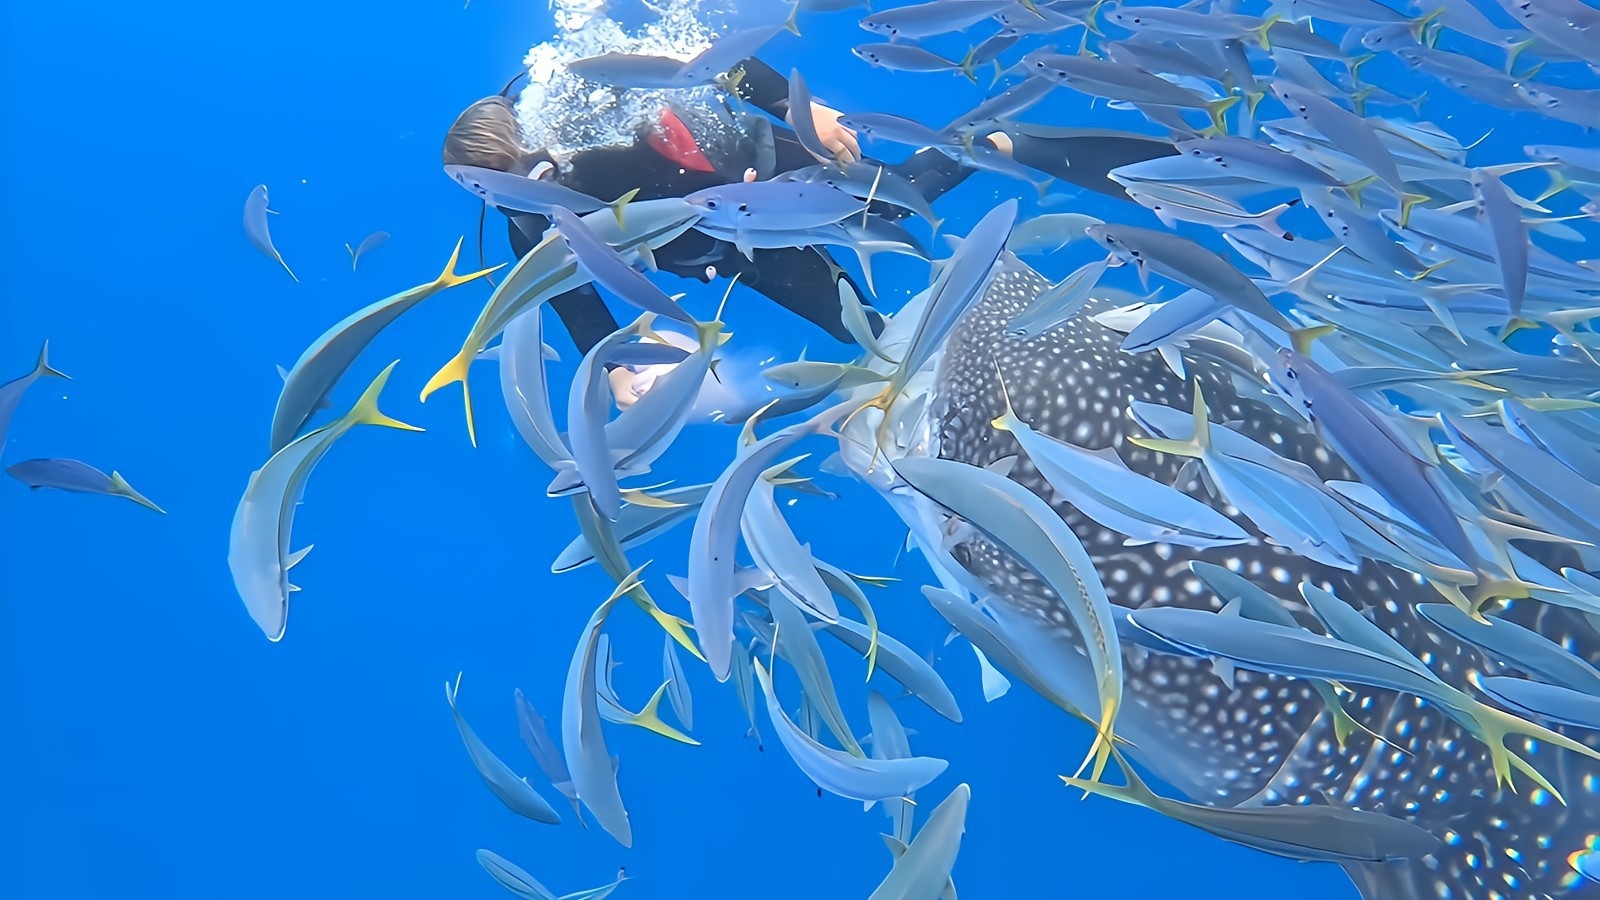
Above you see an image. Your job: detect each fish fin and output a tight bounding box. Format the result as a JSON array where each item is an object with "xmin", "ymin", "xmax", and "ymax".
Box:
[
  {"xmin": 626, "ymin": 681, "xmax": 700, "ymax": 745},
  {"xmin": 1408, "ymin": 258, "xmax": 1453, "ymax": 281},
  {"xmin": 1535, "ymin": 171, "xmax": 1573, "ymax": 204},
  {"xmin": 1411, "ymin": 6, "xmax": 1446, "ymax": 45},
  {"xmin": 620, "ymin": 488, "xmax": 689, "ymax": 509},
  {"xmin": 349, "ymin": 361, "xmax": 426, "ymax": 433},
  {"xmin": 346, "ymin": 243, "xmax": 358, "ymax": 270},
  {"xmin": 609, "ymin": 188, "xmax": 641, "ymax": 227},
  {"xmin": 434, "ymin": 237, "xmax": 504, "ymax": 290},
  {"xmin": 635, "ymin": 595, "xmax": 706, "ymax": 663},
  {"xmin": 882, "ymin": 834, "xmax": 909, "ymax": 858},
  {"xmin": 1398, "ymin": 193, "xmax": 1429, "ymax": 229},
  {"xmin": 1290, "ymin": 324, "xmax": 1336, "ymax": 356},
  {"xmin": 782, "ymin": 0, "xmax": 802, "ymax": 36},
  {"xmin": 1212, "ymin": 657, "xmax": 1236, "ymax": 690},
  {"xmin": 1343, "ymin": 175, "xmax": 1379, "ymax": 207},
  {"xmin": 107, "ymin": 471, "xmax": 164, "ymax": 514},
  {"xmin": 286, "ymin": 545, "xmax": 314, "ymax": 568},
  {"xmin": 34, "ymin": 340, "xmax": 69, "ymax": 381},
  {"xmin": 420, "ymin": 351, "xmax": 477, "ymax": 446},
  {"xmin": 1203, "ymin": 96, "xmax": 1235, "ymax": 136}
]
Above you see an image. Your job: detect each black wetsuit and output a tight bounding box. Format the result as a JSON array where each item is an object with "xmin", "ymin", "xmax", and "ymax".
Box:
[
  {"xmin": 503, "ymin": 59, "xmax": 1180, "ymax": 355},
  {"xmin": 504, "ymin": 59, "xmax": 977, "ymax": 355}
]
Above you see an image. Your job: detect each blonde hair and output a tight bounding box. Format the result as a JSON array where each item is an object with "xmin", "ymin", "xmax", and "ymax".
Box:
[{"xmin": 442, "ymin": 96, "xmax": 539, "ymax": 175}]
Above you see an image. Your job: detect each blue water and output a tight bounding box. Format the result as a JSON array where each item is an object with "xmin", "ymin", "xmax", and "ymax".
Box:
[{"xmin": 1, "ymin": 1, "xmax": 1591, "ymax": 898}]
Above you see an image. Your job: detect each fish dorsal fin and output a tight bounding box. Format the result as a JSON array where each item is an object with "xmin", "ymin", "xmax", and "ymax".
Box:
[
  {"xmin": 984, "ymin": 455, "xmax": 1018, "ymax": 477},
  {"xmin": 881, "ymin": 834, "xmax": 909, "ymax": 858}
]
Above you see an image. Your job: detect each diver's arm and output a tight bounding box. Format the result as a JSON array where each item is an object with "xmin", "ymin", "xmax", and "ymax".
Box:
[{"xmin": 731, "ymin": 57, "xmax": 792, "ymax": 120}]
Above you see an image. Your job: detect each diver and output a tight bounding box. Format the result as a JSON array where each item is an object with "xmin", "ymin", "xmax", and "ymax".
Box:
[{"xmin": 442, "ymin": 57, "xmax": 1172, "ymax": 404}]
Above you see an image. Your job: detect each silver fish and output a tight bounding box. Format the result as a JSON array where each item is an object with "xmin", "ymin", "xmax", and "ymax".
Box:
[
  {"xmin": 7, "ymin": 458, "xmax": 163, "ymax": 513},
  {"xmin": 0, "ymin": 341, "xmax": 68, "ymax": 448},
  {"xmin": 243, "ymin": 184, "xmax": 296, "ymax": 282}
]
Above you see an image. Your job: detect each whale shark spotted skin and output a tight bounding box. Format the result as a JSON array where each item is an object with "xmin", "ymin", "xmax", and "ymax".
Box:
[{"xmin": 925, "ymin": 256, "xmax": 1600, "ymax": 900}]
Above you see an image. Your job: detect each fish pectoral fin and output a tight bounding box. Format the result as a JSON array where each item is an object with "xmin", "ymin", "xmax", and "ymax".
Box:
[{"xmin": 286, "ymin": 545, "xmax": 314, "ymax": 569}]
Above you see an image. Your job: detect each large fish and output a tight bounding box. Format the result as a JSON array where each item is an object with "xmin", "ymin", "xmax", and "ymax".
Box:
[{"xmin": 909, "ymin": 255, "xmax": 1599, "ymax": 900}]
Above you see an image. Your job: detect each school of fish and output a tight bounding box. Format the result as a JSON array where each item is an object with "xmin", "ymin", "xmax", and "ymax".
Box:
[{"xmin": 11, "ymin": 0, "xmax": 1599, "ymax": 896}]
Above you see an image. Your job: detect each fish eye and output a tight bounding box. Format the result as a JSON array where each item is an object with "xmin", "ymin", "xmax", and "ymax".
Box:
[
  {"xmin": 737, "ymin": 202, "xmax": 749, "ymax": 213},
  {"xmin": 705, "ymin": 199, "xmax": 718, "ymax": 209}
]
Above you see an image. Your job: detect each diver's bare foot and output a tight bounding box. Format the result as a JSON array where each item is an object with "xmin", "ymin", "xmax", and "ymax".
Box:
[
  {"xmin": 743, "ymin": 167, "xmax": 758, "ymax": 183},
  {"xmin": 987, "ymin": 131, "xmax": 1014, "ymax": 156}
]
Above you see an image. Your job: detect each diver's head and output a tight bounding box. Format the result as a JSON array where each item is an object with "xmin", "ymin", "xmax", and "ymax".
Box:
[{"xmin": 442, "ymin": 96, "xmax": 553, "ymax": 177}]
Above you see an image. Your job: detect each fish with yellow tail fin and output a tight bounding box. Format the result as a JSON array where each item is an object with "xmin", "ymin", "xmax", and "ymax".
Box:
[
  {"xmin": 271, "ymin": 238, "xmax": 498, "ymax": 454},
  {"xmin": 592, "ymin": 634, "xmax": 698, "ymax": 745},
  {"xmin": 848, "ymin": 199, "xmax": 1016, "ymax": 465},
  {"xmin": 1061, "ymin": 750, "xmax": 1442, "ymax": 864},
  {"xmin": 568, "ymin": 493, "xmax": 703, "ymax": 662},
  {"xmin": 228, "ymin": 361, "xmax": 422, "ymax": 641},
  {"xmin": 891, "ymin": 455, "xmax": 1123, "ymax": 786},
  {"xmin": 420, "ymin": 198, "xmax": 702, "ymax": 445}
]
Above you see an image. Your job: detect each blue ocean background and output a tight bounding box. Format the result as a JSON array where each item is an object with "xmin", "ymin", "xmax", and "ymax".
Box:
[{"xmin": 1, "ymin": 1, "xmax": 1592, "ymax": 898}]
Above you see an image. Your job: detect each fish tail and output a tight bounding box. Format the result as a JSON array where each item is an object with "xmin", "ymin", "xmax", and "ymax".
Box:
[
  {"xmin": 1411, "ymin": 6, "xmax": 1446, "ymax": 47},
  {"xmin": 34, "ymin": 340, "xmax": 69, "ymax": 381},
  {"xmin": 627, "ymin": 682, "xmax": 700, "ymax": 745},
  {"xmin": 957, "ymin": 47, "xmax": 979, "ymax": 84},
  {"xmin": 1536, "ymin": 171, "xmax": 1573, "ymax": 204},
  {"xmin": 1398, "ymin": 193, "xmax": 1429, "ymax": 229},
  {"xmin": 348, "ymin": 361, "xmax": 426, "ymax": 434},
  {"xmin": 420, "ymin": 351, "xmax": 477, "ymax": 446},
  {"xmin": 1203, "ymin": 96, "xmax": 1241, "ymax": 137},
  {"xmin": 1252, "ymin": 13, "xmax": 1281, "ymax": 50},
  {"xmin": 608, "ymin": 188, "xmax": 641, "ymax": 227},
  {"xmin": 1504, "ymin": 38, "xmax": 1537, "ymax": 75},
  {"xmin": 1347, "ymin": 53, "xmax": 1375, "ymax": 85},
  {"xmin": 1343, "ymin": 175, "xmax": 1379, "ymax": 207},
  {"xmin": 1077, "ymin": 699, "xmax": 1121, "ymax": 788},
  {"xmin": 781, "ymin": 0, "xmax": 802, "ymax": 37},
  {"xmin": 107, "ymin": 471, "xmax": 165, "ymax": 514},
  {"xmin": 434, "ymin": 237, "xmax": 504, "ymax": 290},
  {"xmin": 1473, "ymin": 701, "xmax": 1600, "ymax": 803},
  {"xmin": 1409, "ymin": 258, "xmax": 1454, "ymax": 281},
  {"xmin": 633, "ymin": 593, "xmax": 707, "ymax": 664}
]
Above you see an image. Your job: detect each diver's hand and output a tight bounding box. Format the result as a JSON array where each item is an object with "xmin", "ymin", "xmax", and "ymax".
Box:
[{"xmin": 794, "ymin": 101, "xmax": 860, "ymax": 166}]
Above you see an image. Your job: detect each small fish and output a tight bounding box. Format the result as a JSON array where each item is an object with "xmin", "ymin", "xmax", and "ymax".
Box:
[
  {"xmin": 514, "ymin": 689, "xmax": 580, "ymax": 814},
  {"xmin": 445, "ymin": 675, "xmax": 561, "ymax": 825},
  {"xmin": 1477, "ymin": 676, "xmax": 1600, "ymax": 732},
  {"xmin": 561, "ymin": 570, "xmax": 646, "ymax": 847},
  {"xmin": 852, "ymin": 43, "xmax": 964, "ymax": 75},
  {"xmin": 1086, "ymin": 223, "xmax": 1292, "ymax": 332},
  {"xmin": 1471, "ymin": 167, "xmax": 1530, "ymax": 322},
  {"xmin": 6, "ymin": 459, "xmax": 163, "ymax": 513},
  {"xmin": 686, "ymin": 181, "xmax": 865, "ymax": 234},
  {"xmin": 752, "ymin": 658, "xmax": 947, "ymax": 802},
  {"xmin": 818, "ymin": 614, "xmax": 962, "ymax": 722},
  {"xmin": 446, "ymin": 165, "xmax": 638, "ymax": 224},
  {"xmin": 345, "ymin": 231, "xmax": 389, "ymax": 271},
  {"xmin": 500, "ymin": 307, "xmax": 574, "ymax": 474},
  {"xmin": 1418, "ymin": 603, "xmax": 1600, "ymax": 695},
  {"xmin": 687, "ymin": 400, "xmax": 854, "ymax": 680},
  {"xmin": 865, "ymin": 691, "xmax": 915, "ymax": 844},
  {"xmin": 1003, "ymin": 254, "xmax": 1112, "ymax": 339},
  {"xmin": 0, "ymin": 341, "xmax": 68, "ymax": 447},
  {"xmin": 662, "ymin": 634, "xmax": 693, "ymax": 732},
  {"xmin": 894, "ymin": 455, "xmax": 1122, "ymax": 781},
  {"xmin": 243, "ymin": 185, "xmax": 296, "ymax": 282},
  {"xmin": 228, "ymin": 362, "xmax": 421, "ymax": 641},
  {"xmin": 860, "ymin": 0, "xmax": 1014, "ymax": 41},
  {"xmin": 552, "ymin": 484, "xmax": 710, "ymax": 573},
  {"xmin": 271, "ymin": 240, "xmax": 497, "ymax": 454},
  {"xmin": 1127, "ymin": 603, "xmax": 1600, "ymax": 799},
  {"xmin": 1062, "ymin": 751, "xmax": 1441, "ymax": 863},
  {"xmin": 1269, "ymin": 83, "xmax": 1413, "ymax": 200},
  {"xmin": 993, "ymin": 381, "xmax": 1250, "ymax": 550},
  {"xmin": 476, "ymin": 849, "xmax": 626, "ymax": 900},
  {"xmin": 551, "ymin": 206, "xmax": 696, "ymax": 328},
  {"xmin": 867, "ymin": 783, "xmax": 970, "ymax": 900},
  {"xmin": 760, "ymin": 588, "xmax": 864, "ymax": 755},
  {"xmin": 1265, "ymin": 349, "xmax": 1479, "ymax": 575}
]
